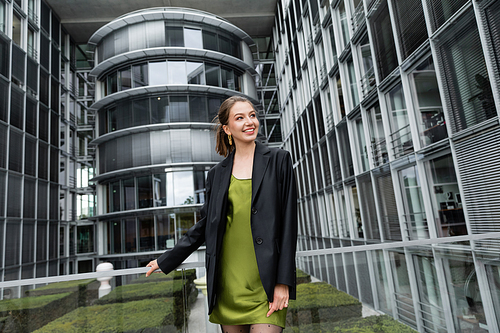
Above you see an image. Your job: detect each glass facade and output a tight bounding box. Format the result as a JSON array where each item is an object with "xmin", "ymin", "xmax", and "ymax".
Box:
[
  {"xmin": 86, "ymin": 7, "xmax": 258, "ymax": 271},
  {"xmin": 97, "ymin": 21, "xmax": 241, "ymax": 63},
  {"xmin": 2, "ymin": 1, "xmax": 500, "ymax": 332},
  {"xmin": 0, "ymin": 0, "xmax": 97, "ymax": 288},
  {"xmin": 276, "ymin": 0, "xmax": 500, "ymax": 331}
]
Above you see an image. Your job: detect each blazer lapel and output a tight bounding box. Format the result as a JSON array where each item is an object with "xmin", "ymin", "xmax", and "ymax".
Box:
[
  {"xmin": 215, "ymin": 151, "xmax": 234, "ymax": 215},
  {"xmin": 252, "ymin": 141, "xmax": 270, "ymax": 204}
]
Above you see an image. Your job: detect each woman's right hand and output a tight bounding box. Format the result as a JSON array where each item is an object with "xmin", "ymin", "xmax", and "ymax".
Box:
[{"xmin": 146, "ymin": 259, "xmax": 159, "ymax": 277}]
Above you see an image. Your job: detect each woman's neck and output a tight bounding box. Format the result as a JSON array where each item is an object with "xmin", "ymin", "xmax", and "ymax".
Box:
[
  {"xmin": 234, "ymin": 141, "xmax": 256, "ymax": 159},
  {"xmin": 232, "ymin": 141, "xmax": 256, "ymax": 179}
]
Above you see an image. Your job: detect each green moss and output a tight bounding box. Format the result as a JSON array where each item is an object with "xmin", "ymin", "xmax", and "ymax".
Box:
[
  {"xmin": 97, "ymin": 279, "xmax": 188, "ymax": 305},
  {"xmin": 296, "ymin": 269, "xmax": 311, "ymax": 285},
  {"xmin": 34, "ymin": 298, "xmax": 179, "ymax": 333},
  {"xmin": 0, "ymin": 292, "xmax": 79, "ymax": 332},
  {"xmin": 0, "ymin": 293, "xmax": 72, "ymax": 312},
  {"xmin": 286, "ymin": 282, "xmax": 362, "ymax": 325},
  {"xmin": 283, "ymin": 315, "xmax": 417, "ymax": 333},
  {"xmin": 27, "ymin": 279, "xmax": 96, "ymax": 293},
  {"xmin": 291, "ymin": 282, "xmax": 361, "ymax": 308}
]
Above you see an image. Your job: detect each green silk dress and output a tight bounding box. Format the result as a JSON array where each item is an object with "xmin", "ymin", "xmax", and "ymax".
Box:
[{"xmin": 209, "ymin": 175, "xmax": 287, "ymax": 328}]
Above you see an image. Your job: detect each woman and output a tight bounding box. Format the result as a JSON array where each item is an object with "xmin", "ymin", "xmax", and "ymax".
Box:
[{"xmin": 146, "ymin": 96, "xmax": 297, "ymax": 333}]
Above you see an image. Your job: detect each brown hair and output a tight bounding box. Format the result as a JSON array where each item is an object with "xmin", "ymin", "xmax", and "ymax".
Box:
[{"xmin": 213, "ymin": 95, "xmax": 256, "ymax": 157}]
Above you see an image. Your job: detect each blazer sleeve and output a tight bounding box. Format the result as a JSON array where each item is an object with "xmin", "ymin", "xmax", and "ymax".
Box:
[
  {"xmin": 157, "ymin": 168, "xmax": 213, "ymax": 274},
  {"xmin": 275, "ymin": 150, "xmax": 298, "ymax": 294}
]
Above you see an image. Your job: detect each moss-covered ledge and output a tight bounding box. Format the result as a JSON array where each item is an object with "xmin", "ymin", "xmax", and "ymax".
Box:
[
  {"xmin": 0, "ymin": 293, "xmax": 76, "ymax": 332},
  {"xmin": 34, "ymin": 298, "xmax": 179, "ymax": 333},
  {"xmin": 286, "ymin": 282, "xmax": 362, "ymax": 326},
  {"xmin": 284, "ymin": 315, "xmax": 417, "ymax": 333}
]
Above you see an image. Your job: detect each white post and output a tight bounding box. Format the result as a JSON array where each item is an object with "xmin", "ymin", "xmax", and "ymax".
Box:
[
  {"xmin": 193, "ymin": 275, "xmax": 219, "ymax": 333},
  {"xmin": 96, "ymin": 262, "xmax": 113, "ymax": 298}
]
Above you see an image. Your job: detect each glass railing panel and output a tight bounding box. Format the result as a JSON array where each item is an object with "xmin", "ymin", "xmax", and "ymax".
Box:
[
  {"xmin": 0, "ymin": 264, "xmax": 201, "ymax": 332},
  {"xmin": 288, "ymin": 252, "xmax": 416, "ymax": 332}
]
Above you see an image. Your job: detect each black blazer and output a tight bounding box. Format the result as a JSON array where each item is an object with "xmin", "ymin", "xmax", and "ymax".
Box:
[{"xmin": 157, "ymin": 141, "xmax": 298, "ymax": 314}]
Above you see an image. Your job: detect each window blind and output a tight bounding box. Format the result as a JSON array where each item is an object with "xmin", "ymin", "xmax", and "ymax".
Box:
[
  {"xmin": 11, "ymin": 44, "xmax": 25, "ymax": 84},
  {"xmin": 375, "ymin": 170, "xmax": 401, "ymax": 241},
  {"xmin": 484, "ymin": 0, "xmax": 500, "ymax": 90},
  {"xmin": 40, "ymin": 34, "xmax": 49, "ymax": 71},
  {"xmin": 369, "ymin": 0, "xmax": 398, "ymax": 81},
  {"xmin": 320, "ymin": 141, "xmax": 332, "ymax": 186},
  {"xmin": 25, "ymin": 97, "xmax": 37, "ymax": 136},
  {"xmin": 10, "ymin": 86, "xmax": 23, "ymax": 130},
  {"xmin": 358, "ymin": 173, "xmax": 380, "ymax": 240},
  {"xmin": 436, "ymin": 9, "xmax": 496, "ymax": 133},
  {"xmin": 392, "ymin": 0, "xmax": 427, "ymax": 60},
  {"xmin": 426, "ymin": 0, "xmax": 468, "ymax": 32},
  {"xmin": 455, "ymin": 126, "xmax": 500, "ymax": 252},
  {"xmin": 0, "ymin": 123, "xmax": 6, "ymax": 169},
  {"xmin": 26, "ymin": 57, "xmax": 38, "ymax": 93},
  {"xmin": 0, "ymin": 36, "xmax": 9, "ymax": 78}
]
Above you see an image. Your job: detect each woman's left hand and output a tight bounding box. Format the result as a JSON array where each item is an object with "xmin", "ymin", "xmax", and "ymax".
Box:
[{"xmin": 267, "ymin": 283, "xmax": 289, "ymax": 317}]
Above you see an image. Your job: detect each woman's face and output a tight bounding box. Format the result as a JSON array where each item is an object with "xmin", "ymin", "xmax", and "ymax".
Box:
[{"xmin": 223, "ymin": 101, "xmax": 259, "ymax": 146}]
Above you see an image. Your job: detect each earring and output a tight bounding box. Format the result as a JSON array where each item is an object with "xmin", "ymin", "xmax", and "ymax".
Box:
[{"xmin": 228, "ymin": 134, "xmax": 233, "ymax": 145}]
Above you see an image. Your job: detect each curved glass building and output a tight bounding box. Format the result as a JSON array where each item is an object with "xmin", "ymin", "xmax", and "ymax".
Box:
[{"xmin": 88, "ymin": 8, "xmax": 259, "ymax": 268}]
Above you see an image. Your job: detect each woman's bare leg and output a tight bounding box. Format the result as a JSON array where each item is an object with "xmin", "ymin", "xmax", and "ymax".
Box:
[
  {"xmin": 248, "ymin": 324, "xmax": 283, "ymax": 333},
  {"xmin": 220, "ymin": 325, "xmax": 250, "ymax": 333}
]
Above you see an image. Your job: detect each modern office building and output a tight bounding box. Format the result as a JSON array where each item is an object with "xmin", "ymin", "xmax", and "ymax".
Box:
[{"xmin": 1, "ymin": 0, "xmax": 500, "ymax": 331}]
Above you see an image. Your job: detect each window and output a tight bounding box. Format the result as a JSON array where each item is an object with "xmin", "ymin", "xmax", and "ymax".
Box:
[
  {"xmin": 328, "ymin": 25, "xmax": 338, "ymax": 65},
  {"xmin": 77, "ymin": 225, "xmax": 94, "ymax": 253},
  {"xmin": 124, "ymin": 218, "xmax": 137, "ymax": 253},
  {"xmin": 0, "ymin": 36, "xmax": 9, "ymax": 79},
  {"xmin": 358, "ymin": 174, "xmax": 380, "ymax": 239},
  {"xmin": 426, "ymin": 154, "xmax": 466, "ymax": 237},
  {"xmin": 157, "ymin": 214, "xmax": 175, "ymax": 250},
  {"xmin": 132, "ymin": 63, "xmax": 148, "ymax": 87},
  {"xmin": 398, "ymin": 165, "xmax": 428, "ymax": 240},
  {"xmin": 168, "ymin": 61, "xmax": 187, "ymax": 84},
  {"xmin": 137, "ymin": 176, "xmax": 153, "ymax": 209},
  {"xmin": 335, "ymin": 75, "xmax": 346, "ymax": 120},
  {"xmin": 202, "ymin": 30, "xmax": 217, "ymax": 51},
  {"xmin": 205, "ymin": 63, "xmax": 220, "ymax": 86},
  {"xmin": 426, "ymin": 0, "xmax": 469, "ymax": 32},
  {"xmin": 337, "ymin": 188, "xmax": 350, "ymax": 237},
  {"xmin": 347, "ymin": 59, "xmax": 359, "ymax": 107},
  {"xmin": 409, "ymin": 57, "xmax": 447, "ymax": 147},
  {"xmin": 184, "ymin": 27, "xmax": 203, "ymax": 48},
  {"xmin": 386, "ymin": 83, "xmax": 413, "ymax": 157},
  {"xmin": 12, "ymin": 12, "xmax": 22, "ymax": 46},
  {"xmin": 187, "ymin": 62, "xmax": 205, "ymax": 85},
  {"xmin": 118, "ymin": 67, "xmax": 132, "ymax": 91},
  {"xmin": 358, "ymin": 34, "xmax": 375, "ymax": 97},
  {"xmin": 139, "ymin": 216, "xmax": 154, "ymax": 251},
  {"xmin": 442, "ymin": 257, "xmax": 487, "ymax": 331},
  {"xmin": 349, "ymin": 185, "xmax": 363, "ymax": 238},
  {"xmin": 375, "ymin": 171, "xmax": 401, "ymax": 241},
  {"xmin": 148, "ymin": 61, "xmax": 167, "ymax": 86},
  {"xmin": 391, "ymin": 0, "xmax": 427, "ymax": 60},
  {"xmin": 0, "ymin": 1, "xmax": 5, "ymax": 33},
  {"xmin": 123, "ymin": 178, "xmax": 135, "ymax": 210},
  {"xmin": 338, "ymin": 1, "xmax": 350, "ymax": 49},
  {"xmin": 27, "ymin": 28, "xmax": 36, "ymax": 59},
  {"xmin": 170, "ymin": 96, "xmax": 189, "ymax": 122},
  {"xmin": 165, "ymin": 26, "xmax": 183, "ymax": 46},
  {"xmin": 436, "ymin": 9, "xmax": 496, "ymax": 133},
  {"xmin": 370, "ymin": 0, "xmax": 398, "ymax": 81},
  {"xmin": 354, "ymin": 117, "xmax": 369, "ymax": 172},
  {"xmin": 338, "ymin": 121, "xmax": 354, "ymax": 177}
]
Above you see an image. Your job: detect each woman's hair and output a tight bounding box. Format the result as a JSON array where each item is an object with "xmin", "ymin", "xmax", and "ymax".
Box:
[{"xmin": 213, "ymin": 95, "xmax": 256, "ymax": 157}]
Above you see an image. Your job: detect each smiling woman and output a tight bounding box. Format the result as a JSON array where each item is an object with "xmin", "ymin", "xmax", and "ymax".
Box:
[{"xmin": 147, "ymin": 95, "xmax": 297, "ymax": 333}]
